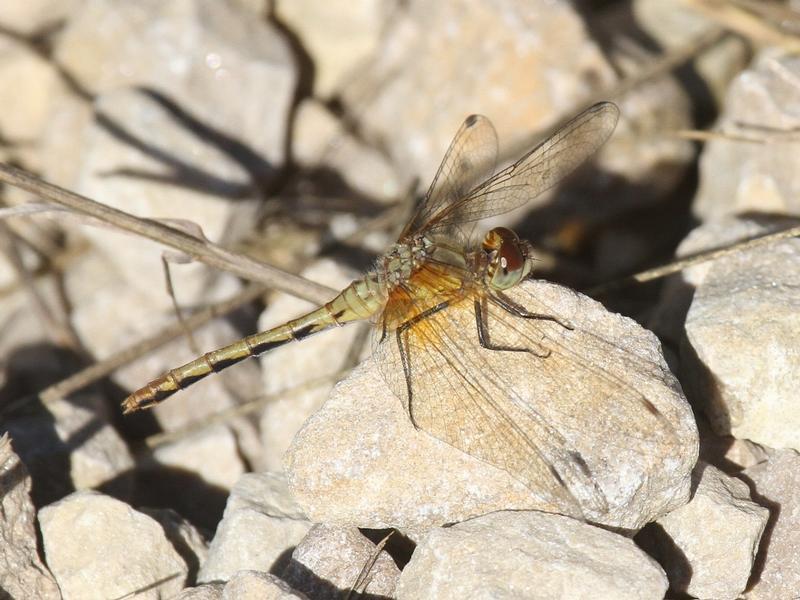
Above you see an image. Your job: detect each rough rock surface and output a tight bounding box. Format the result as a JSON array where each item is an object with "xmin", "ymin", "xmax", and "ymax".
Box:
[
  {"xmin": 176, "ymin": 583, "xmax": 224, "ymax": 600},
  {"xmin": 742, "ymin": 449, "xmax": 800, "ymax": 599},
  {"xmin": 275, "ymin": 0, "xmax": 390, "ymax": 97},
  {"xmin": 695, "ymin": 51, "xmax": 800, "ymax": 220},
  {"xmin": 682, "ymin": 220, "xmax": 800, "ymax": 450},
  {"xmin": 141, "ymin": 507, "xmax": 209, "ymax": 584},
  {"xmin": 222, "ymin": 570, "xmax": 307, "ymax": 599},
  {"xmin": 644, "ymin": 462, "xmax": 768, "ymax": 599},
  {"xmin": 286, "ymin": 279, "xmax": 698, "ymax": 532},
  {"xmin": 39, "ymin": 490, "xmax": 188, "ymax": 600},
  {"xmin": 0, "ymin": 37, "xmax": 66, "ymax": 143},
  {"xmin": 3, "ymin": 394, "xmax": 134, "ymax": 503},
  {"xmin": 0, "ymin": 0, "xmax": 79, "ymax": 34},
  {"xmin": 198, "ymin": 472, "xmax": 312, "ymax": 583},
  {"xmin": 281, "ymin": 523, "xmax": 399, "ymax": 599},
  {"xmin": 0, "ymin": 434, "xmax": 62, "ymax": 600},
  {"xmin": 395, "ymin": 510, "xmax": 668, "ymax": 599},
  {"xmin": 342, "ymin": 0, "xmax": 692, "ymax": 217}
]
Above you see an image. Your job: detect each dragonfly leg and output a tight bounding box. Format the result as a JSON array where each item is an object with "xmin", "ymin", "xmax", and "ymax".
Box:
[
  {"xmin": 489, "ymin": 291, "xmax": 574, "ymax": 330},
  {"xmin": 474, "ymin": 299, "xmax": 551, "ymax": 358},
  {"xmin": 395, "ymin": 301, "xmax": 450, "ymax": 428}
]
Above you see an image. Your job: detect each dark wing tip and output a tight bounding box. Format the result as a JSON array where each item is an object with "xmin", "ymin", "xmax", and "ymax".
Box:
[{"xmin": 464, "ymin": 114, "xmax": 482, "ymax": 127}]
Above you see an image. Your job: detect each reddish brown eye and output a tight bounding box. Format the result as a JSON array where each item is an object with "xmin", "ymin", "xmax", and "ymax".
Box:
[{"xmin": 483, "ymin": 227, "xmax": 529, "ymax": 290}]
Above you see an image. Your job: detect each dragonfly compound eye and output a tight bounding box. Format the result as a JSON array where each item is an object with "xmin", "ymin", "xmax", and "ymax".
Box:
[{"xmin": 484, "ymin": 227, "xmax": 531, "ymax": 290}]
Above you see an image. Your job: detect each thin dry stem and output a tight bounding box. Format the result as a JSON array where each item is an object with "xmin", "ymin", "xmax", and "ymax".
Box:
[
  {"xmin": 589, "ymin": 223, "xmax": 800, "ymax": 296},
  {"xmin": 0, "ymin": 162, "xmax": 336, "ymax": 304}
]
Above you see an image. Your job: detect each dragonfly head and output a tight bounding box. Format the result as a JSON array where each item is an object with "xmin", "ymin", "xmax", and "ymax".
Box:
[{"xmin": 482, "ymin": 227, "xmax": 533, "ymax": 290}]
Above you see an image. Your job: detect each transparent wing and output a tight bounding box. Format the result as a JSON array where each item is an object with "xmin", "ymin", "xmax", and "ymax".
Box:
[
  {"xmin": 400, "ymin": 114, "xmax": 499, "ymax": 239},
  {"xmin": 422, "ymin": 102, "xmax": 619, "ymax": 233},
  {"xmin": 372, "ymin": 277, "xmax": 687, "ymax": 520}
]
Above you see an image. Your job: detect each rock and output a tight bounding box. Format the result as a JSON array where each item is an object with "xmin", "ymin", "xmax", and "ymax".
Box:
[
  {"xmin": 286, "ymin": 279, "xmax": 698, "ymax": 532},
  {"xmin": 341, "ymin": 0, "xmax": 692, "ymax": 220},
  {"xmin": 275, "ymin": 0, "xmax": 390, "ymax": 97},
  {"xmin": 649, "ymin": 216, "xmax": 783, "ymax": 347},
  {"xmin": 141, "ymin": 507, "xmax": 209, "ymax": 584},
  {"xmin": 72, "ymin": 87, "xmax": 256, "ymax": 311},
  {"xmin": 198, "ymin": 472, "xmax": 313, "ymax": 583},
  {"xmin": 176, "ymin": 583, "xmax": 224, "ymax": 599},
  {"xmin": 259, "ymin": 258, "xmax": 365, "ymax": 470},
  {"xmin": 149, "ymin": 425, "xmax": 246, "ymax": 492},
  {"xmin": 682, "ymin": 218, "xmax": 800, "ymax": 449},
  {"xmin": 395, "ymin": 510, "xmax": 668, "ymax": 599},
  {"xmin": 222, "ymin": 570, "xmax": 307, "ymax": 599},
  {"xmin": 40, "ymin": 490, "xmax": 188, "ymax": 599},
  {"xmin": 56, "ymin": 0, "xmax": 295, "ymax": 167},
  {"xmin": 642, "ymin": 462, "xmax": 768, "ymax": 599},
  {"xmin": 633, "ymin": 0, "xmax": 750, "ymax": 106},
  {"xmin": 0, "ymin": 434, "xmax": 61, "ymax": 600},
  {"xmin": 0, "ymin": 37, "xmax": 67, "ymax": 143},
  {"xmin": 2, "ymin": 393, "xmax": 134, "ymax": 505},
  {"xmin": 0, "ymin": 0, "xmax": 79, "ymax": 34},
  {"xmin": 291, "ymin": 99, "xmax": 401, "ymax": 202},
  {"xmin": 695, "ymin": 51, "xmax": 800, "ymax": 220},
  {"xmin": 281, "ymin": 523, "xmax": 399, "ymax": 599},
  {"xmin": 741, "ymin": 449, "xmax": 800, "ymax": 599}
]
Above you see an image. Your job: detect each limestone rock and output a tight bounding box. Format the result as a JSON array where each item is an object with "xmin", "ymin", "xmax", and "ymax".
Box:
[
  {"xmin": 682, "ymin": 219, "xmax": 800, "ymax": 449},
  {"xmin": 742, "ymin": 449, "xmax": 800, "ymax": 599},
  {"xmin": 341, "ymin": 0, "xmax": 692, "ymax": 219},
  {"xmin": 286, "ymin": 279, "xmax": 698, "ymax": 532},
  {"xmin": 40, "ymin": 490, "xmax": 188, "ymax": 600},
  {"xmin": 0, "ymin": 0, "xmax": 79, "ymax": 34},
  {"xmin": 198, "ymin": 472, "xmax": 313, "ymax": 583},
  {"xmin": 0, "ymin": 37, "xmax": 67, "ymax": 143},
  {"xmin": 0, "ymin": 434, "xmax": 61, "ymax": 600},
  {"xmin": 281, "ymin": 523, "xmax": 399, "ymax": 599},
  {"xmin": 176, "ymin": 583, "xmax": 224, "ymax": 599},
  {"xmin": 275, "ymin": 0, "xmax": 390, "ymax": 97},
  {"xmin": 141, "ymin": 507, "xmax": 209, "ymax": 584},
  {"xmin": 222, "ymin": 570, "xmax": 307, "ymax": 599},
  {"xmin": 395, "ymin": 510, "xmax": 668, "ymax": 599},
  {"xmin": 695, "ymin": 51, "xmax": 800, "ymax": 220},
  {"xmin": 645, "ymin": 462, "xmax": 768, "ymax": 599},
  {"xmin": 3, "ymin": 393, "xmax": 134, "ymax": 504}
]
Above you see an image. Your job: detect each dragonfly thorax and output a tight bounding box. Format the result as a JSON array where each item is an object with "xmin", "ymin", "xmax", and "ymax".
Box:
[
  {"xmin": 381, "ymin": 235, "xmax": 433, "ymax": 288},
  {"xmin": 482, "ymin": 227, "xmax": 533, "ymax": 290}
]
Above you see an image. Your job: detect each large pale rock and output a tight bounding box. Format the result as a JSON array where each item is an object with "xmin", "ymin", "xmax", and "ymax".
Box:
[
  {"xmin": 695, "ymin": 51, "xmax": 800, "ymax": 220},
  {"xmin": 0, "ymin": 0, "xmax": 80, "ymax": 34},
  {"xmin": 73, "ymin": 87, "xmax": 255, "ymax": 310},
  {"xmin": 291, "ymin": 99, "xmax": 400, "ymax": 202},
  {"xmin": 281, "ymin": 524, "xmax": 399, "ymax": 599},
  {"xmin": 395, "ymin": 510, "xmax": 668, "ymax": 599},
  {"xmin": 222, "ymin": 570, "xmax": 307, "ymax": 599},
  {"xmin": 682, "ymin": 220, "xmax": 800, "ymax": 449},
  {"xmin": 3, "ymin": 393, "xmax": 134, "ymax": 504},
  {"xmin": 645, "ymin": 462, "xmax": 768, "ymax": 599},
  {"xmin": 259, "ymin": 259, "xmax": 365, "ymax": 470},
  {"xmin": 0, "ymin": 37, "xmax": 66, "ymax": 142},
  {"xmin": 342, "ymin": 0, "xmax": 692, "ymax": 217},
  {"xmin": 198, "ymin": 472, "xmax": 312, "ymax": 583},
  {"xmin": 141, "ymin": 507, "xmax": 210, "ymax": 583},
  {"xmin": 176, "ymin": 583, "xmax": 224, "ymax": 599},
  {"xmin": 286, "ymin": 279, "xmax": 698, "ymax": 532},
  {"xmin": 742, "ymin": 449, "xmax": 800, "ymax": 599},
  {"xmin": 40, "ymin": 490, "xmax": 188, "ymax": 600},
  {"xmin": 0, "ymin": 434, "xmax": 61, "ymax": 600},
  {"xmin": 633, "ymin": 0, "xmax": 749, "ymax": 106},
  {"xmin": 149, "ymin": 425, "xmax": 246, "ymax": 492},
  {"xmin": 56, "ymin": 0, "xmax": 295, "ymax": 160},
  {"xmin": 275, "ymin": 0, "xmax": 390, "ymax": 96}
]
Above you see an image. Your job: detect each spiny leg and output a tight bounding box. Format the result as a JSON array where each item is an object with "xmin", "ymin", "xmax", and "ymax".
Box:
[
  {"xmin": 489, "ymin": 291, "xmax": 574, "ymax": 330},
  {"xmin": 474, "ymin": 298, "xmax": 551, "ymax": 358},
  {"xmin": 395, "ymin": 301, "xmax": 450, "ymax": 428}
]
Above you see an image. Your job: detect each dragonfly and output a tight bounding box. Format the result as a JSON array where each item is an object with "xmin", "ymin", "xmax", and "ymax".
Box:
[{"xmin": 124, "ymin": 101, "xmax": 674, "ymax": 517}]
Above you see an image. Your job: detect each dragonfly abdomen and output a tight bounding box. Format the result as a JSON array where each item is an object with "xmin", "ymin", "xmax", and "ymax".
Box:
[{"xmin": 122, "ymin": 277, "xmax": 383, "ymax": 413}]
